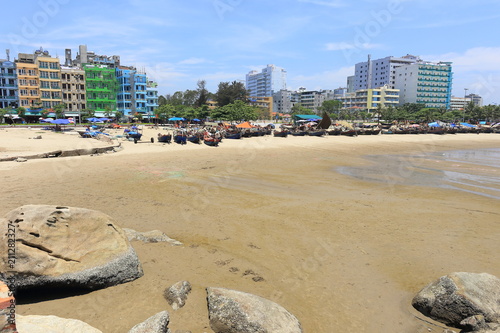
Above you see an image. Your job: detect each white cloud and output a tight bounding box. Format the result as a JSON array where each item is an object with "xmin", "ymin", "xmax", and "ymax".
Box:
[
  {"xmin": 178, "ymin": 57, "xmax": 209, "ymax": 65},
  {"xmin": 325, "ymin": 42, "xmax": 381, "ymax": 51}
]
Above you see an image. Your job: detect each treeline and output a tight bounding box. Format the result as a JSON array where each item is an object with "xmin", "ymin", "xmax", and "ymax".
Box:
[
  {"xmin": 319, "ymin": 100, "xmax": 500, "ymax": 123},
  {"xmin": 154, "ymin": 80, "xmax": 266, "ymax": 122}
]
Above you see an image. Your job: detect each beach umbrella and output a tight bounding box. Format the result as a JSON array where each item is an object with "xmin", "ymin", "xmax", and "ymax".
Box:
[
  {"xmin": 192, "ymin": 118, "xmax": 201, "ymax": 122},
  {"xmin": 460, "ymin": 122, "xmax": 475, "ymax": 128},
  {"xmin": 99, "ymin": 117, "xmax": 110, "ymax": 122},
  {"xmin": 39, "ymin": 118, "xmax": 53, "ymax": 123},
  {"xmin": 168, "ymin": 117, "xmax": 185, "ymax": 121},
  {"xmin": 51, "ymin": 119, "xmax": 71, "ymax": 125},
  {"xmin": 87, "ymin": 117, "xmax": 102, "ymax": 123}
]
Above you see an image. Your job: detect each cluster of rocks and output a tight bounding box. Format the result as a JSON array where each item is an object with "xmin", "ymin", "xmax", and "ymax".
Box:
[
  {"xmin": 0, "ymin": 144, "xmax": 121, "ymax": 163},
  {"xmin": 412, "ymin": 272, "xmax": 500, "ymax": 333},
  {"xmin": 0, "ymin": 205, "xmax": 303, "ymax": 333}
]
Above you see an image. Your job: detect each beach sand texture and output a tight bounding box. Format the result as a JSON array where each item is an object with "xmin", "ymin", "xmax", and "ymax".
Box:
[{"xmin": 1, "ymin": 127, "xmax": 499, "ymax": 332}]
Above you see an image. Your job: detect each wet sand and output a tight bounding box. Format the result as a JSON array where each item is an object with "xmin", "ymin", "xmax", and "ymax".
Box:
[{"xmin": 1, "ymin": 128, "xmax": 499, "ymax": 332}]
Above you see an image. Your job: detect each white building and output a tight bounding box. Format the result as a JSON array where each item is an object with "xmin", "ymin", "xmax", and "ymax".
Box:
[
  {"xmin": 291, "ymin": 88, "xmax": 325, "ymax": 113},
  {"xmin": 246, "ymin": 64, "xmax": 287, "ymax": 97},
  {"xmin": 354, "ymin": 54, "xmax": 420, "ymax": 91},
  {"xmin": 450, "ymin": 96, "xmax": 471, "ymax": 111},
  {"xmin": 394, "ymin": 61, "xmax": 453, "ymax": 109}
]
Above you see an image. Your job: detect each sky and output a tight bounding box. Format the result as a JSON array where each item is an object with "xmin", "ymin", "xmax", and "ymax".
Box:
[{"xmin": 1, "ymin": 0, "xmax": 499, "ymax": 105}]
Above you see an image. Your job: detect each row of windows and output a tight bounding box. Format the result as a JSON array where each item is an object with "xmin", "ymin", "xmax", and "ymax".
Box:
[{"xmin": 17, "ymin": 69, "xmax": 37, "ymax": 76}]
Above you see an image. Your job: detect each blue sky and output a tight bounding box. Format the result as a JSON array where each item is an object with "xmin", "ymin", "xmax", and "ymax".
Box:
[{"xmin": 2, "ymin": 0, "xmax": 499, "ymax": 104}]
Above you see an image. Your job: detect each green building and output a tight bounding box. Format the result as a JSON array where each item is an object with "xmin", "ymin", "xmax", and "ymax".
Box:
[{"xmin": 83, "ymin": 64, "xmax": 117, "ymax": 113}]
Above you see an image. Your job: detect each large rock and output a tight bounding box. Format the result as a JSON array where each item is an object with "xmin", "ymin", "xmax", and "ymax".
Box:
[
  {"xmin": 206, "ymin": 287, "xmax": 302, "ymax": 333},
  {"xmin": 16, "ymin": 314, "xmax": 102, "ymax": 333},
  {"xmin": 123, "ymin": 228, "xmax": 183, "ymax": 245},
  {"xmin": 128, "ymin": 311, "xmax": 170, "ymax": 333},
  {"xmin": 164, "ymin": 281, "xmax": 191, "ymax": 310},
  {"xmin": 412, "ymin": 272, "xmax": 500, "ymax": 329},
  {"xmin": 0, "ymin": 205, "xmax": 143, "ymax": 291}
]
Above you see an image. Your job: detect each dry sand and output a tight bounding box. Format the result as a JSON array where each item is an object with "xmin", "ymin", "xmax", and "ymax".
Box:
[{"xmin": 1, "ymin": 127, "xmax": 499, "ymax": 332}]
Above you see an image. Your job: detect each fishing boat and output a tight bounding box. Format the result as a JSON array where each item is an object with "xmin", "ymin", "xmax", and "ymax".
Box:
[
  {"xmin": 203, "ymin": 132, "xmax": 220, "ymax": 146},
  {"xmin": 273, "ymin": 129, "xmax": 288, "ymax": 137},
  {"xmin": 307, "ymin": 129, "xmax": 326, "ymax": 136},
  {"xmin": 157, "ymin": 133, "xmax": 172, "ymax": 143},
  {"xmin": 225, "ymin": 132, "xmax": 242, "ymax": 139},
  {"xmin": 290, "ymin": 130, "xmax": 307, "ymax": 136},
  {"xmin": 173, "ymin": 130, "xmax": 187, "ymax": 144}
]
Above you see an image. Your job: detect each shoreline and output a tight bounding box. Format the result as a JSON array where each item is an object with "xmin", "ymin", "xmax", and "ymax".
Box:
[{"xmin": 1, "ymin": 130, "xmax": 499, "ymax": 332}]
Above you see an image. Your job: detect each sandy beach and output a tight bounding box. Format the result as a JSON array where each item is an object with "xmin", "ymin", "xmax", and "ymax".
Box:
[{"xmin": 1, "ymin": 127, "xmax": 499, "ymax": 332}]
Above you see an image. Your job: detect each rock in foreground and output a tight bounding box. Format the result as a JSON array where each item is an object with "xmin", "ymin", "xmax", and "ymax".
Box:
[
  {"xmin": 128, "ymin": 311, "xmax": 170, "ymax": 333},
  {"xmin": 0, "ymin": 205, "xmax": 143, "ymax": 291},
  {"xmin": 16, "ymin": 314, "xmax": 102, "ymax": 333},
  {"xmin": 412, "ymin": 272, "xmax": 500, "ymax": 329},
  {"xmin": 207, "ymin": 287, "xmax": 302, "ymax": 333},
  {"xmin": 164, "ymin": 281, "xmax": 191, "ymax": 310}
]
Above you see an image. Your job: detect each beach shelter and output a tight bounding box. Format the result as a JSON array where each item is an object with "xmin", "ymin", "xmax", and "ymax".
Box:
[
  {"xmin": 87, "ymin": 117, "xmax": 102, "ymax": 123},
  {"xmin": 293, "ymin": 114, "xmax": 322, "ymax": 121},
  {"xmin": 168, "ymin": 117, "xmax": 185, "ymax": 121},
  {"xmin": 235, "ymin": 121, "xmax": 254, "ymax": 128},
  {"xmin": 50, "ymin": 119, "xmax": 71, "ymax": 125},
  {"xmin": 428, "ymin": 122, "xmax": 441, "ymax": 127}
]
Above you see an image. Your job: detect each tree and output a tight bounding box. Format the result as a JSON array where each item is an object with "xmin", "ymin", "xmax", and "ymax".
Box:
[
  {"xmin": 16, "ymin": 107, "xmax": 26, "ymax": 119},
  {"xmin": 53, "ymin": 103, "xmax": 66, "ymax": 119},
  {"xmin": 158, "ymin": 95, "xmax": 167, "ymax": 106},
  {"xmin": 195, "ymin": 80, "xmax": 209, "ymax": 108},
  {"xmin": 320, "ymin": 100, "xmax": 342, "ymax": 116},
  {"xmin": 82, "ymin": 109, "xmax": 95, "ymax": 119},
  {"xmin": 291, "ymin": 103, "xmax": 311, "ymax": 115},
  {"xmin": 416, "ymin": 108, "xmax": 439, "ymax": 123},
  {"xmin": 215, "ymin": 81, "xmax": 248, "ymax": 107},
  {"xmin": 114, "ymin": 110, "xmax": 124, "ymax": 123},
  {"xmin": 211, "ymin": 100, "xmax": 258, "ymax": 121},
  {"xmin": 195, "ymin": 105, "xmax": 211, "ymax": 121},
  {"xmin": 103, "ymin": 106, "xmax": 113, "ymax": 118}
]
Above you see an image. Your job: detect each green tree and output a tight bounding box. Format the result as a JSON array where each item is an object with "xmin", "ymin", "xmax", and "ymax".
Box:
[
  {"xmin": 320, "ymin": 100, "xmax": 342, "ymax": 116},
  {"xmin": 464, "ymin": 101, "xmax": 481, "ymax": 122},
  {"xmin": 195, "ymin": 80, "xmax": 209, "ymax": 108},
  {"xmin": 215, "ymin": 81, "xmax": 248, "ymax": 107},
  {"xmin": 416, "ymin": 108, "xmax": 439, "ymax": 123},
  {"xmin": 82, "ymin": 109, "xmax": 95, "ymax": 120},
  {"xmin": 195, "ymin": 105, "xmax": 211, "ymax": 121},
  {"xmin": 103, "ymin": 106, "xmax": 113, "ymax": 118},
  {"xmin": 53, "ymin": 103, "xmax": 66, "ymax": 119},
  {"xmin": 211, "ymin": 100, "xmax": 257, "ymax": 121},
  {"xmin": 114, "ymin": 110, "xmax": 124, "ymax": 123},
  {"xmin": 16, "ymin": 107, "xmax": 27, "ymax": 119},
  {"xmin": 291, "ymin": 103, "xmax": 311, "ymax": 115},
  {"xmin": 158, "ymin": 95, "xmax": 167, "ymax": 106}
]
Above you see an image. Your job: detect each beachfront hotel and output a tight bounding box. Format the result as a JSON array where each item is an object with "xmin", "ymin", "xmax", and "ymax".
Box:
[
  {"xmin": 246, "ymin": 64, "xmax": 287, "ymax": 98},
  {"xmin": 395, "ymin": 61, "xmax": 453, "ymax": 109}
]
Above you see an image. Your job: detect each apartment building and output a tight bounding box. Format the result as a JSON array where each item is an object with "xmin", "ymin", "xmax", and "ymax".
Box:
[
  {"xmin": 337, "ymin": 85, "xmax": 400, "ymax": 112},
  {"xmin": 84, "ymin": 64, "xmax": 117, "ymax": 113},
  {"xmin": 395, "ymin": 61, "xmax": 453, "ymax": 109},
  {"xmin": 61, "ymin": 66, "xmax": 86, "ymax": 118},
  {"xmin": 15, "ymin": 53, "xmax": 40, "ymax": 109},
  {"xmin": 116, "ymin": 66, "xmax": 147, "ymax": 116},
  {"xmin": 246, "ymin": 64, "xmax": 287, "ymax": 97},
  {"xmin": 0, "ymin": 58, "xmax": 18, "ymax": 109},
  {"xmin": 36, "ymin": 55, "xmax": 63, "ymax": 109}
]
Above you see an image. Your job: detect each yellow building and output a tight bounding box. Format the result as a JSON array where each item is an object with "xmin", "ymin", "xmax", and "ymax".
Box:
[
  {"xmin": 249, "ymin": 96, "xmax": 273, "ymax": 118},
  {"xmin": 37, "ymin": 56, "xmax": 62, "ymax": 109},
  {"xmin": 339, "ymin": 85, "xmax": 399, "ymax": 112},
  {"xmin": 15, "ymin": 55, "xmax": 40, "ymax": 109}
]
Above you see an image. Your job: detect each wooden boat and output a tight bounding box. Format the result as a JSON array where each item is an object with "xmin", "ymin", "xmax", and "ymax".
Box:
[
  {"xmin": 273, "ymin": 130, "xmax": 288, "ymax": 137},
  {"xmin": 203, "ymin": 133, "xmax": 220, "ymax": 146},
  {"xmin": 327, "ymin": 128, "xmax": 342, "ymax": 136},
  {"xmin": 157, "ymin": 134, "xmax": 172, "ymax": 143},
  {"xmin": 307, "ymin": 129, "xmax": 326, "ymax": 137},
  {"xmin": 225, "ymin": 132, "xmax": 242, "ymax": 139},
  {"xmin": 187, "ymin": 132, "xmax": 202, "ymax": 144},
  {"xmin": 173, "ymin": 131, "xmax": 187, "ymax": 144},
  {"xmin": 341, "ymin": 129, "xmax": 357, "ymax": 136},
  {"xmin": 125, "ymin": 131, "xmax": 142, "ymax": 140},
  {"xmin": 290, "ymin": 130, "xmax": 307, "ymax": 136}
]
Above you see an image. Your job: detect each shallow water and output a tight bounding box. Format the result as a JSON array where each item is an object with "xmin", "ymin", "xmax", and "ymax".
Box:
[{"xmin": 338, "ymin": 148, "xmax": 500, "ymax": 200}]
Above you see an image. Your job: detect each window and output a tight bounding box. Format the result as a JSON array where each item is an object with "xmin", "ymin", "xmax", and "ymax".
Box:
[
  {"xmin": 20, "ymin": 89, "xmax": 28, "ymax": 96},
  {"xmin": 18, "ymin": 68, "xmax": 26, "ymax": 75},
  {"xmin": 19, "ymin": 79, "xmax": 27, "ymax": 86},
  {"xmin": 28, "ymin": 70, "xmax": 37, "ymax": 76}
]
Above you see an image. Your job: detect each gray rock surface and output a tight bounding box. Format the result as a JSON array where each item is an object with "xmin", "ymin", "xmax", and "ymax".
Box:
[
  {"xmin": 16, "ymin": 314, "xmax": 102, "ymax": 333},
  {"xmin": 128, "ymin": 311, "xmax": 170, "ymax": 333},
  {"xmin": 206, "ymin": 287, "xmax": 302, "ymax": 333},
  {"xmin": 164, "ymin": 281, "xmax": 191, "ymax": 310},
  {"xmin": 412, "ymin": 272, "xmax": 500, "ymax": 329},
  {"xmin": 123, "ymin": 228, "xmax": 183, "ymax": 245},
  {"xmin": 0, "ymin": 205, "xmax": 143, "ymax": 291}
]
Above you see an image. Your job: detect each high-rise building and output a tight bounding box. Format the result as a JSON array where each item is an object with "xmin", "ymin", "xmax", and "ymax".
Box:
[
  {"xmin": 36, "ymin": 52, "xmax": 63, "ymax": 109},
  {"xmin": 291, "ymin": 88, "xmax": 325, "ymax": 113},
  {"xmin": 0, "ymin": 54, "xmax": 18, "ymax": 109},
  {"xmin": 61, "ymin": 66, "xmax": 86, "ymax": 120},
  {"xmin": 394, "ymin": 61, "xmax": 453, "ymax": 109},
  {"xmin": 116, "ymin": 66, "xmax": 147, "ymax": 117},
  {"xmin": 83, "ymin": 64, "xmax": 117, "ymax": 113},
  {"xmin": 146, "ymin": 80, "xmax": 159, "ymax": 117},
  {"xmin": 15, "ymin": 53, "xmax": 40, "ymax": 110},
  {"xmin": 246, "ymin": 64, "xmax": 286, "ymax": 97},
  {"xmin": 273, "ymin": 89, "xmax": 292, "ymax": 114},
  {"xmin": 354, "ymin": 54, "xmax": 420, "ymax": 91}
]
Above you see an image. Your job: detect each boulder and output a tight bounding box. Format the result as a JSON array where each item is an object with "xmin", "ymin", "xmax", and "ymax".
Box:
[
  {"xmin": 0, "ymin": 205, "xmax": 143, "ymax": 291},
  {"xmin": 412, "ymin": 272, "xmax": 500, "ymax": 329},
  {"xmin": 123, "ymin": 228, "xmax": 183, "ymax": 245},
  {"xmin": 164, "ymin": 281, "xmax": 191, "ymax": 310},
  {"xmin": 128, "ymin": 311, "xmax": 170, "ymax": 333},
  {"xmin": 206, "ymin": 287, "xmax": 302, "ymax": 333},
  {"xmin": 16, "ymin": 314, "xmax": 102, "ymax": 333},
  {"xmin": 0, "ymin": 281, "xmax": 16, "ymax": 333}
]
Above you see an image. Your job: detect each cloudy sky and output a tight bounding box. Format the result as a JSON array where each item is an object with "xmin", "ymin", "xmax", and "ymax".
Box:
[{"xmin": 2, "ymin": 0, "xmax": 499, "ymax": 104}]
